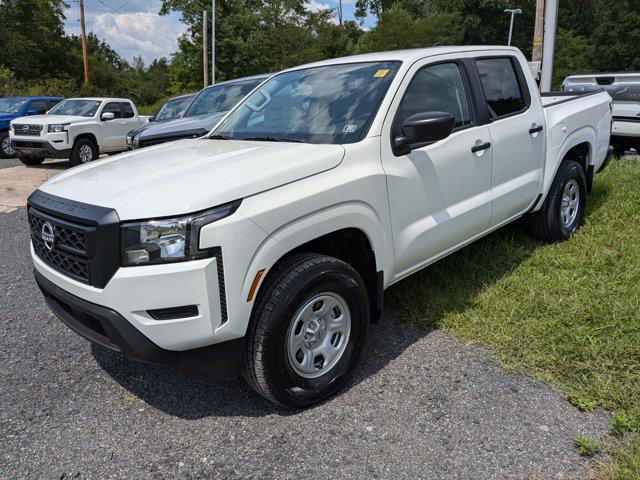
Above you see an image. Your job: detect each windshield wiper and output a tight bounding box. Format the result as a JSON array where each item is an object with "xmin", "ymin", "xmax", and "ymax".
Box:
[
  {"xmin": 209, "ymin": 134, "xmax": 231, "ymax": 140},
  {"xmin": 242, "ymin": 136, "xmax": 304, "ymax": 143}
]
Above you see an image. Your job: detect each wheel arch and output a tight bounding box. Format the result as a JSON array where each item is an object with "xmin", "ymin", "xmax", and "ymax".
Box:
[{"xmin": 72, "ymin": 132, "xmax": 99, "ymax": 151}]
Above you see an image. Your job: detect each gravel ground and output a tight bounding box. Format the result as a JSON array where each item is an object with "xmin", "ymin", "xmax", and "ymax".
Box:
[{"xmin": 1, "ymin": 207, "xmax": 612, "ymax": 479}]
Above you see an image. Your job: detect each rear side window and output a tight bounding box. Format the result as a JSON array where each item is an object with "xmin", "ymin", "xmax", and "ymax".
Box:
[
  {"xmin": 397, "ymin": 62, "xmax": 472, "ymax": 130},
  {"xmin": 121, "ymin": 102, "xmax": 135, "ymax": 118},
  {"xmin": 102, "ymin": 102, "xmax": 122, "ymax": 119},
  {"xmin": 46, "ymin": 100, "xmax": 61, "ymax": 110},
  {"xmin": 476, "ymin": 57, "xmax": 526, "ymax": 118}
]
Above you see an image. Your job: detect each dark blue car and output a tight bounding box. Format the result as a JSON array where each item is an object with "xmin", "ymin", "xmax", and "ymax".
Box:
[{"xmin": 0, "ymin": 96, "xmax": 64, "ymax": 158}]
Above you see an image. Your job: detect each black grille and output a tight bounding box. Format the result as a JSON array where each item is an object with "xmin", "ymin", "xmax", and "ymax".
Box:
[
  {"xmin": 13, "ymin": 124, "xmax": 43, "ymax": 136},
  {"xmin": 29, "ymin": 208, "xmax": 92, "ymax": 284},
  {"xmin": 213, "ymin": 247, "xmax": 228, "ymax": 324}
]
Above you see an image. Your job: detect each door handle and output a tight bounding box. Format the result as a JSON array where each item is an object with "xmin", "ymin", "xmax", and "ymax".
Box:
[
  {"xmin": 120, "ymin": 121, "xmax": 127, "ymax": 125},
  {"xmin": 529, "ymin": 125, "xmax": 543, "ymax": 134},
  {"xmin": 471, "ymin": 142, "xmax": 491, "ymax": 153}
]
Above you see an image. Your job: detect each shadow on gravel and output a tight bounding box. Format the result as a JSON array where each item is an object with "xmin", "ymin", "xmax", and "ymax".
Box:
[
  {"xmin": 91, "ymin": 182, "xmax": 611, "ymax": 420},
  {"xmin": 91, "ymin": 321, "xmax": 426, "ymax": 419}
]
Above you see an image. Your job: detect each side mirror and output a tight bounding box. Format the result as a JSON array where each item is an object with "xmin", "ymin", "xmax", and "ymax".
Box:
[
  {"xmin": 101, "ymin": 112, "xmax": 115, "ymax": 121},
  {"xmin": 26, "ymin": 109, "xmax": 38, "ymax": 116},
  {"xmin": 148, "ymin": 116, "xmax": 155, "ymax": 122},
  {"xmin": 393, "ymin": 111, "xmax": 456, "ymax": 155}
]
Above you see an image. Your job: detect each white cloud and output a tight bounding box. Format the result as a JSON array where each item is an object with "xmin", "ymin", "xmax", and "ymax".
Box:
[
  {"xmin": 63, "ymin": 0, "xmax": 187, "ymax": 64},
  {"xmin": 305, "ymin": 0, "xmax": 332, "ymax": 13}
]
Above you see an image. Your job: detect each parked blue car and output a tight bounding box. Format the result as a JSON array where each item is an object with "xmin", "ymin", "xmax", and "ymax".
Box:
[{"xmin": 0, "ymin": 96, "xmax": 64, "ymax": 158}]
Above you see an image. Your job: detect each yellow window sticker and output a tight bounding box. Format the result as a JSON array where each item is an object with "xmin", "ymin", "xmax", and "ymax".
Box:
[{"xmin": 373, "ymin": 69, "xmax": 389, "ymax": 78}]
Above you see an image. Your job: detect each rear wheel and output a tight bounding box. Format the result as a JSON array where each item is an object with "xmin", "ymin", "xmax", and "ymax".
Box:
[
  {"xmin": 18, "ymin": 156, "xmax": 45, "ymax": 166},
  {"xmin": 242, "ymin": 253, "xmax": 370, "ymax": 408},
  {"xmin": 70, "ymin": 138, "xmax": 98, "ymax": 166},
  {"xmin": 530, "ymin": 160, "xmax": 587, "ymax": 242},
  {"xmin": 0, "ymin": 132, "xmax": 14, "ymax": 158}
]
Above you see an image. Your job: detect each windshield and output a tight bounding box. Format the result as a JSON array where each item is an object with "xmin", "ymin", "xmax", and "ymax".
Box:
[
  {"xmin": 49, "ymin": 99, "xmax": 102, "ymax": 117},
  {"xmin": 184, "ymin": 79, "xmax": 263, "ymax": 117},
  {"xmin": 215, "ymin": 62, "xmax": 400, "ymax": 144},
  {"xmin": 0, "ymin": 98, "xmax": 27, "ymax": 114},
  {"xmin": 155, "ymin": 95, "xmax": 194, "ymax": 121}
]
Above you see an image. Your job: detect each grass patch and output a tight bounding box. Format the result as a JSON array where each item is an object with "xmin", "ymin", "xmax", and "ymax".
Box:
[{"xmin": 387, "ymin": 159, "xmax": 640, "ymax": 477}]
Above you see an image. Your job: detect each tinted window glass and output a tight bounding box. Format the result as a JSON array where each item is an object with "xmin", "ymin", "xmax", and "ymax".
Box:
[
  {"xmin": 28, "ymin": 101, "xmax": 48, "ymax": 114},
  {"xmin": 398, "ymin": 63, "xmax": 472, "ymax": 130},
  {"xmin": 102, "ymin": 102, "xmax": 122, "ymax": 119},
  {"xmin": 46, "ymin": 100, "xmax": 62, "ymax": 110},
  {"xmin": 121, "ymin": 102, "xmax": 135, "ymax": 118},
  {"xmin": 155, "ymin": 95, "xmax": 194, "ymax": 121},
  {"xmin": 185, "ymin": 80, "xmax": 262, "ymax": 117},
  {"xmin": 476, "ymin": 58, "xmax": 526, "ymax": 118}
]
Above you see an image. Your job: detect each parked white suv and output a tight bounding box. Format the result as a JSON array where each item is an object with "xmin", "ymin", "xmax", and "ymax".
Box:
[
  {"xmin": 10, "ymin": 98, "xmax": 144, "ymax": 166},
  {"xmin": 29, "ymin": 47, "xmax": 612, "ymax": 408}
]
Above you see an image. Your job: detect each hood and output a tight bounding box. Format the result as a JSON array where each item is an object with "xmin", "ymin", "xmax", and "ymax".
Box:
[
  {"xmin": 127, "ymin": 121, "xmax": 155, "ymax": 138},
  {"xmin": 40, "ymin": 138, "xmax": 345, "ymax": 219},
  {"xmin": 138, "ymin": 112, "xmax": 226, "ymax": 141},
  {"xmin": 10, "ymin": 115, "xmax": 91, "ymax": 125},
  {"xmin": 0, "ymin": 113, "xmax": 17, "ymax": 122}
]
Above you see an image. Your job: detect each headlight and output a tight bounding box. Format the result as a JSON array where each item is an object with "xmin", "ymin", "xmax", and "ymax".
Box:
[
  {"xmin": 126, "ymin": 135, "xmax": 133, "ymax": 145},
  {"xmin": 120, "ymin": 200, "xmax": 240, "ymax": 266},
  {"xmin": 48, "ymin": 123, "xmax": 69, "ymax": 133}
]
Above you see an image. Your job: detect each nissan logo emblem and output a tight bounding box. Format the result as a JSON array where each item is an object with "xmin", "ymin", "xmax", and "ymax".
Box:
[
  {"xmin": 41, "ymin": 222, "xmax": 55, "ymax": 251},
  {"xmin": 21, "ymin": 125, "xmax": 30, "ymax": 133}
]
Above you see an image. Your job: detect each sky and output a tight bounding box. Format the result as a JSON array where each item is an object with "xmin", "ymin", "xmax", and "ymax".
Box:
[{"xmin": 62, "ymin": 0, "xmax": 375, "ymax": 65}]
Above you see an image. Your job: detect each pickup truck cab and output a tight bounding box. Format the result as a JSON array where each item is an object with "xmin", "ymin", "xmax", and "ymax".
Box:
[
  {"xmin": 29, "ymin": 47, "xmax": 612, "ymax": 408},
  {"xmin": 11, "ymin": 97, "xmax": 144, "ymax": 166},
  {"xmin": 0, "ymin": 96, "xmax": 63, "ymax": 158},
  {"xmin": 562, "ymin": 72, "xmax": 640, "ymax": 156}
]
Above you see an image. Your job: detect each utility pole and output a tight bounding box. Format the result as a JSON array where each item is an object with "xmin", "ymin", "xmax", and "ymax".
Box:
[
  {"xmin": 540, "ymin": 0, "xmax": 558, "ymax": 92},
  {"xmin": 79, "ymin": 0, "xmax": 89, "ymax": 86},
  {"xmin": 532, "ymin": 0, "xmax": 545, "ymax": 61},
  {"xmin": 504, "ymin": 8, "xmax": 522, "ymax": 46},
  {"xmin": 203, "ymin": 10, "xmax": 209, "ymax": 87},
  {"xmin": 338, "ymin": 0, "xmax": 343, "ymax": 26},
  {"xmin": 211, "ymin": 0, "xmax": 215, "ymax": 84}
]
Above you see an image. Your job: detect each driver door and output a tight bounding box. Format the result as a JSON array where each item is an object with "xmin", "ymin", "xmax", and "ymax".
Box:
[
  {"xmin": 100, "ymin": 102, "xmax": 124, "ymax": 151},
  {"xmin": 381, "ymin": 58, "xmax": 493, "ymax": 280}
]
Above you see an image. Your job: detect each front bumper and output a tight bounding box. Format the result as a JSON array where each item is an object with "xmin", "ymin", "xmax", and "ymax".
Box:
[
  {"xmin": 35, "ymin": 269, "xmax": 244, "ymax": 380},
  {"xmin": 11, "ymin": 139, "xmax": 71, "ymax": 158}
]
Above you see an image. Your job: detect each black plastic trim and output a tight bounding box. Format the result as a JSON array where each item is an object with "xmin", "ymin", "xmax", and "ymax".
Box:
[
  {"xmin": 35, "ymin": 269, "xmax": 244, "ymax": 380},
  {"xmin": 148, "ymin": 305, "xmax": 199, "ymax": 320},
  {"xmin": 613, "ymin": 116, "xmax": 640, "ymax": 124},
  {"xmin": 11, "ymin": 139, "xmax": 71, "ymax": 158},
  {"xmin": 542, "ymin": 89, "xmax": 605, "ymax": 108}
]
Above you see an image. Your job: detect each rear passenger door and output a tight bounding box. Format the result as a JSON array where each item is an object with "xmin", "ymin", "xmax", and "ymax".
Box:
[
  {"xmin": 381, "ymin": 57, "xmax": 494, "ymax": 279},
  {"xmin": 474, "ymin": 56, "xmax": 545, "ymax": 226},
  {"xmin": 120, "ymin": 102, "xmax": 140, "ymax": 141}
]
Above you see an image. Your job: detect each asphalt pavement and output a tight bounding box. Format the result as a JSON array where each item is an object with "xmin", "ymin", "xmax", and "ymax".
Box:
[{"xmin": 0, "ymin": 206, "xmax": 612, "ymax": 479}]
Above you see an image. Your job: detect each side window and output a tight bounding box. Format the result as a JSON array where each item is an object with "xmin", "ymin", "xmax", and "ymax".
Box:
[
  {"xmin": 28, "ymin": 100, "xmax": 48, "ymax": 114},
  {"xmin": 121, "ymin": 102, "xmax": 135, "ymax": 118},
  {"xmin": 397, "ymin": 62, "xmax": 472, "ymax": 132},
  {"xmin": 475, "ymin": 57, "xmax": 526, "ymax": 118},
  {"xmin": 102, "ymin": 102, "xmax": 122, "ymax": 119},
  {"xmin": 47, "ymin": 100, "xmax": 61, "ymax": 110}
]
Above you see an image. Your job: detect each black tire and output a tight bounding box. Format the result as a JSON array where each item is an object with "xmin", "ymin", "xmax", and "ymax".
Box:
[
  {"xmin": 242, "ymin": 253, "xmax": 370, "ymax": 408},
  {"xmin": 530, "ymin": 160, "xmax": 587, "ymax": 243},
  {"xmin": 18, "ymin": 156, "xmax": 45, "ymax": 166},
  {"xmin": 70, "ymin": 138, "xmax": 98, "ymax": 166},
  {"xmin": 0, "ymin": 131, "xmax": 14, "ymax": 158},
  {"xmin": 612, "ymin": 144, "xmax": 626, "ymax": 158}
]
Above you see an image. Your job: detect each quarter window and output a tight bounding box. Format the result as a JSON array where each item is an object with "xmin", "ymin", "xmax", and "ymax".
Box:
[
  {"xmin": 397, "ymin": 62, "xmax": 472, "ymax": 131},
  {"xmin": 476, "ymin": 58, "xmax": 526, "ymax": 118}
]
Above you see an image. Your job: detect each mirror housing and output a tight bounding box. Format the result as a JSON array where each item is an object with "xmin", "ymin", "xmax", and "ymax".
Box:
[
  {"xmin": 101, "ymin": 112, "xmax": 115, "ymax": 121},
  {"xmin": 394, "ymin": 111, "xmax": 456, "ymax": 155},
  {"xmin": 148, "ymin": 116, "xmax": 156, "ymax": 122}
]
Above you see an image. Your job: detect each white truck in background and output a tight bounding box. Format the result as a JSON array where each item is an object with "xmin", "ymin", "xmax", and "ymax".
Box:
[
  {"xmin": 29, "ymin": 47, "xmax": 612, "ymax": 408},
  {"xmin": 563, "ymin": 72, "xmax": 640, "ymax": 156},
  {"xmin": 10, "ymin": 98, "xmax": 145, "ymax": 166}
]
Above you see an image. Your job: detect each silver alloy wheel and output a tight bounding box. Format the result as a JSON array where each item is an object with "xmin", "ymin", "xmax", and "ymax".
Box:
[
  {"xmin": 561, "ymin": 178, "xmax": 580, "ymax": 227},
  {"xmin": 286, "ymin": 292, "xmax": 351, "ymax": 379},
  {"xmin": 79, "ymin": 144, "xmax": 94, "ymax": 163},
  {"xmin": 2, "ymin": 136, "xmax": 14, "ymax": 157}
]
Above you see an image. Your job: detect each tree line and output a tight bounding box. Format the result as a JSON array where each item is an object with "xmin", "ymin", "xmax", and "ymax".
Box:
[{"xmin": 0, "ymin": 0, "xmax": 638, "ymax": 109}]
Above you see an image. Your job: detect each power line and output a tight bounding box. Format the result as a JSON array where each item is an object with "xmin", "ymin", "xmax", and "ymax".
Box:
[{"xmin": 93, "ymin": 0, "xmax": 177, "ymax": 43}]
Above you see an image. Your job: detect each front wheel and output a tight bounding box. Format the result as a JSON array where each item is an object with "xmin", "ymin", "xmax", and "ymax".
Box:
[
  {"xmin": 0, "ymin": 132, "xmax": 15, "ymax": 158},
  {"xmin": 18, "ymin": 156, "xmax": 45, "ymax": 166},
  {"xmin": 242, "ymin": 254, "xmax": 370, "ymax": 408},
  {"xmin": 530, "ymin": 160, "xmax": 587, "ymax": 242},
  {"xmin": 70, "ymin": 138, "xmax": 98, "ymax": 166}
]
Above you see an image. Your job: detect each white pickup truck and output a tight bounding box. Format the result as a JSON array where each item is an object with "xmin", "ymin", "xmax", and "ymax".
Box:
[
  {"xmin": 563, "ymin": 72, "xmax": 640, "ymax": 156},
  {"xmin": 28, "ymin": 47, "xmax": 612, "ymax": 408},
  {"xmin": 10, "ymin": 98, "xmax": 144, "ymax": 166}
]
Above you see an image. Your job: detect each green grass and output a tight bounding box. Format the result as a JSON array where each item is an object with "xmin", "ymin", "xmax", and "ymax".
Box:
[{"xmin": 387, "ymin": 159, "xmax": 640, "ymax": 478}]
